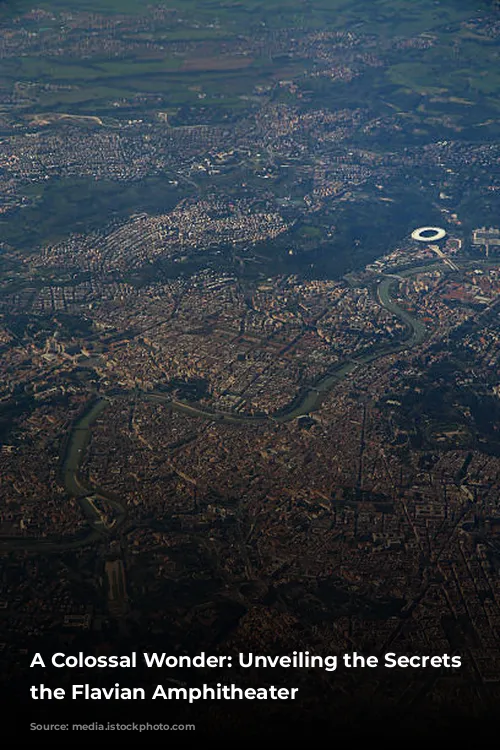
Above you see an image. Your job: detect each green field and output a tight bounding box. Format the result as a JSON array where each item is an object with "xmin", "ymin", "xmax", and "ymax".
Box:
[
  {"xmin": 0, "ymin": 0, "xmax": 498, "ymax": 118},
  {"xmin": 1, "ymin": 0, "xmax": 499, "ymax": 262}
]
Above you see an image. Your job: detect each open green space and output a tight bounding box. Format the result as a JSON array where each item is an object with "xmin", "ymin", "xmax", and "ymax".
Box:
[
  {"xmin": 0, "ymin": 0, "xmax": 497, "ymax": 119},
  {"xmin": 0, "ymin": 176, "xmax": 186, "ymax": 249}
]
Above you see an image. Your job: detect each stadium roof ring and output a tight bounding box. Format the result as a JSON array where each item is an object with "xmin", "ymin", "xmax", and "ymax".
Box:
[{"xmin": 411, "ymin": 226, "xmax": 447, "ymax": 242}]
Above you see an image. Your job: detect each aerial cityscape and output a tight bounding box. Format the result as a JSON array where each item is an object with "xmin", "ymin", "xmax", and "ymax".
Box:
[{"xmin": 2, "ymin": 0, "xmax": 500, "ymax": 737}]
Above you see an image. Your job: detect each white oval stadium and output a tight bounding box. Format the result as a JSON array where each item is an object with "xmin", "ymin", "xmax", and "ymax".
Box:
[{"xmin": 411, "ymin": 226, "xmax": 447, "ymax": 242}]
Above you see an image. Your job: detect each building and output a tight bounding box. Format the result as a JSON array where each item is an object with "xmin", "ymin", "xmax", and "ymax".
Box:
[{"xmin": 472, "ymin": 227, "xmax": 500, "ymax": 257}]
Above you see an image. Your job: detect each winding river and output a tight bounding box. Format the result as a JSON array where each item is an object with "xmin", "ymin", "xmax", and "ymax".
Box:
[{"xmin": 0, "ymin": 262, "xmax": 451, "ymax": 551}]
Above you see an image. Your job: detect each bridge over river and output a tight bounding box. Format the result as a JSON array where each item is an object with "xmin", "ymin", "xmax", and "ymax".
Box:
[{"xmin": 0, "ymin": 259, "xmax": 475, "ymax": 553}]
